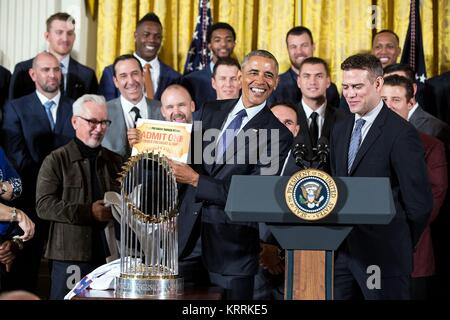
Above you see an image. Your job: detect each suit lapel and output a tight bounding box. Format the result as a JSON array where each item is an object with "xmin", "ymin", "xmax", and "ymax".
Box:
[
  {"xmin": 54, "ymin": 97, "xmax": 72, "ymax": 134},
  {"xmin": 156, "ymin": 62, "xmax": 166, "ymax": 98},
  {"xmin": 322, "ymin": 106, "xmax": 335, "ymax": 139},
  {"xmin": 335, "ymin": 115, "xmax": 354, "ymax": 176},
  {"xmin": 31, "ymin": 93, "xmax": 53, "ymax": 132},
  {"xmin": 117, "ymin": 100, "xmax": 129, "ymax": 154},
  {"xmin": 212, "ymin": 106, "xmax": 270, "ymax": 175},
  {"xmin": 348, "ymin": 106, "xmax": 387, "ymax": 175},
  {"xmin": 295, "ymin": 104, "xmax": 313, "ymax": 157},
  {"xmin": 66, "ymin": 57, "xmax": 77, "ymax": 96},
  {"xmin": 202, "ymin": 100, "xmax": 236, "ymax": 174}
]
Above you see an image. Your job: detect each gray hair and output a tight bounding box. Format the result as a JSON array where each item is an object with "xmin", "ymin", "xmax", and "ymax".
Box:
[
  {"xmin": 241, "ymin": 50, "xmax": 279, "ymax": 75},
  {"xmin": 73, "ymin": 94, "xmax": 106, "ymax": 116}
]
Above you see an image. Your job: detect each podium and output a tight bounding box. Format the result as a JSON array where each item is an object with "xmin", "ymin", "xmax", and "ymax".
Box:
[{"xmin": 225, "ymin": 175, "xmax": 395, "ymax": 300}]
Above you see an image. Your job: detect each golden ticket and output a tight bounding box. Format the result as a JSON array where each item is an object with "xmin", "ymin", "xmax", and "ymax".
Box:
[{"xmin": 131, "ymin": 119, "xmax": 192, "ymax": 163}]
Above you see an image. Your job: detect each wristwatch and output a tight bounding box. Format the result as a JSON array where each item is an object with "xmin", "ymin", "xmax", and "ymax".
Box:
[{"xmin": 0, "ymin": 182, "xmax": 7, "ymax": 195}]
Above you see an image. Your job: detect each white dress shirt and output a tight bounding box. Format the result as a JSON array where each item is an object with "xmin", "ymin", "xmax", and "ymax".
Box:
[
  {"xmin": 120, "ymin": 95, "xmax": 149, "ymax": 129},
  {"xmin": 218, "ymin": 97, "xmax": 266, "ymax": 139},
  {"xmin": 354, "ymin": 99, "xmax": 384, "ymax": 143},
  {"xmin": 36, "ymin": 90, "xmax": 61, "ymax": 122},
  {"xmin": 301, "ymin": 99, "xmax": 326, "ymax": 137},
  {"xmin": 407, "ymin": 102, "xmax": 420, "ymax": 121}
]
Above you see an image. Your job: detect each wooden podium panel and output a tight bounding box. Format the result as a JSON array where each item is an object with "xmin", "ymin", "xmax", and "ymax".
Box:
[{"xmin": 285, "ymin": 250, "xmax": 334, "ymax": 300}]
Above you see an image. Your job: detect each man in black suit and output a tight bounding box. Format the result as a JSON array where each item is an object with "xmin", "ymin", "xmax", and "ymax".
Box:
[
  {"xmin": 9, "ymin": 12, "xmax": 98, "ymax": 101},
  {"xmin": 181, "ymin": 22, "xmax": 237, "ymax": 110},
  {"xmin": 98, "ymin": 13, "xmax": 180, "ymax": 102},
  {"xmin": 1, "ymin": 51, "xmax": 75, "ymax": 294},
  {"xmin": 168, "ymin": 50, "xmax": 292, "ymax": 299},
  {"xmin": 293, "ymin": 57, "xmax": 345, "ymax": 171},
  {"xmin": 330, "ymin": 53, "xmax": 432, "ymax": 299},
  {"xmin": 425, "ymin": 71, "xmax": 450, "ymax": 126},
  {"xmin": 0, "ymin": 65, "xmax": 11, "ymax": 123},
  {"xmin": 268, "ymin": 26, "xmax": 340, "ymax": 108}
]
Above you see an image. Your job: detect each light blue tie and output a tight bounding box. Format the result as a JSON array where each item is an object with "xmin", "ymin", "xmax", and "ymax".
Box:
[
  {"xmin": 347, "ymin": 118, "xmax": 366, "ymax": 173},
  {"xmin": 216, "ymin": 109, "xmax": 247, "ymax": 159},
  {"xmin": 44, "ymin": 100, "xmax": 55, "ymax": 130}
]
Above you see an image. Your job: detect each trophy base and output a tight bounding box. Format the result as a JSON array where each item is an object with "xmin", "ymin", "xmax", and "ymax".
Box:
[{"xmin": 115, "ymin": 276, "xmax": 184, "ymax": 298}]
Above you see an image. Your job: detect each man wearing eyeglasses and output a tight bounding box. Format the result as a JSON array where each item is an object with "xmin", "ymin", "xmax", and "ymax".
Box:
[
  {"xmin": 1, "ymin": 51, "xmax": 75, "ymax": 294},
  {"xmin": 35, "ymin": 94, "xmax": 123, "ymax": 299}
]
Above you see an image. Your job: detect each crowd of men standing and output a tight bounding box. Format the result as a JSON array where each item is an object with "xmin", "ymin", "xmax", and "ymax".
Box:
[{"xmin": 0, "ymin": 10, "xmax": 449, "ymax": 301}]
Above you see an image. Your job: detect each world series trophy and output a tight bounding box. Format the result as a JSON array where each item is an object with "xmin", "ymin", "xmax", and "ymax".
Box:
[{"xmin": 115, "ymin": 151, "xmax": 183, "ymax": 298}]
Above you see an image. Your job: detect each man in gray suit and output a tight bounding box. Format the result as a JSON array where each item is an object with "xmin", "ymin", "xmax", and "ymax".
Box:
[
  {"xmin": 102, "ymin": 54, "xmax": 164, "ymax": 158},
  {"xmin": 384, "ymin": 64, "xmax": 450, "ymax": 147}
]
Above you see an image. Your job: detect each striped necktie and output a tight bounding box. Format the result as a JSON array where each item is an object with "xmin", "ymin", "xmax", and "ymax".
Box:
[{"xmin": 347, "ymin": 118, "xmax": 366, "ymax": 173}]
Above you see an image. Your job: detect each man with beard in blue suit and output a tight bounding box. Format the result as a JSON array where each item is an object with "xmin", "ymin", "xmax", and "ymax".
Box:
[
  {"xmin": 268, "ymin": 26, "xmax": 340, "ymax": 109},
  {"xmin": 168, "ymin": 50, "xmax": 292, "ymax": 299},
  {"xmin": 1, "ymin": 51, "xmax": 75, "ymax": 294}
]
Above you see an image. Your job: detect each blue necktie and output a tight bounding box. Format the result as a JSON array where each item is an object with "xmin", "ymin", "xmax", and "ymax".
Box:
[
  {"xmin": 216, "ymin": 109, "xmax": 247, "ymax": 159},
  {"xmin": 347, "ymin": 118, "xmax": 366, "ymax": 173},
  {"xmin": 44, "ymin": 100, "xmax": 56, "ymax": 131}
]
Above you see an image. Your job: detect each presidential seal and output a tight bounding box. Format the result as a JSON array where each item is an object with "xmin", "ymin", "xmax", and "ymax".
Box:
[{"xmin": 285, "ymin": 169, "xmax": 338, "ymax": 221}]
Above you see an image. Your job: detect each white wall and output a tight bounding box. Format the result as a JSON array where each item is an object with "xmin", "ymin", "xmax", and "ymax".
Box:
[{"xmin": 0, "ymin": 0, "xmax": 97, "ymax": 72}]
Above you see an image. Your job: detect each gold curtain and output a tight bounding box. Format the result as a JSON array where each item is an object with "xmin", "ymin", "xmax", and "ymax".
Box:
[
  {"xmin": 302, "ymin": 0, "xmax": 450, "ymax": 92},
  {"xmin": 93, "ymin": 0, "xmax": 297, "ymax": 79},
  {"xmin": 92, "ymin": 0, "xmax": 450, "ymax": 84}
]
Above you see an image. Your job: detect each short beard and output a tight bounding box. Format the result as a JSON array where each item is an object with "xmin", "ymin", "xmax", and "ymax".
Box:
[{"xmin": 42, "ymin": 84, "xmax": 59, "ymax": 93}]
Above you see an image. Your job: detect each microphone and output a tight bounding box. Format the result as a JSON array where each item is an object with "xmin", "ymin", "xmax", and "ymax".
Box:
[
  {"xmin": 316, "ymin": 137, "xmax": 329, "ymax": 169},
  {"xmin": 293, "ymin": 136, "xmax": 309, "ymax": 169}
]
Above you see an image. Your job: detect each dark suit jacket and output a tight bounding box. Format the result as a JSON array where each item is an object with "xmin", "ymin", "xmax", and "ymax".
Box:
[
  {"xmin": 98, "ymin": 60, "xmax": 180, "ymax": 101},
  {"xmin": 1, "ymin": 92, "xmax": 75, "ymax": 215},
  {"xmin": 330, "ymin": 105, "xmax": 432, "ymax": 276},
  {"xmin": 268, "ymin": 68, "xmax": 340, "ymax": 108},
  {"xmin": 191, "ymin": 99, "xmax": 292, "ymax": 276},
  {"xmin": 177, "ymin": 184, "xmax": 203, "ymax": 259},
  {"xmin": 412, "ymin": 133, "xmax": 447, "ymax": 277},
  {"xmin": 0, "ymin": 65, "xmax": 11, "ymax": 124},
  {"xmin": 8, "ymin": 57, "xmax": 98, "ymax": 101},
  {"xmin": 293, "ymin": 103, "xmax": 345, "ymax": 171},
  {"xmin": 424, "ymin": 71, "xmax": 450, "ymax": 125},
  {"xmin": 181, "ymin": 67, "xmax": 216, "ymax": 111}
]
